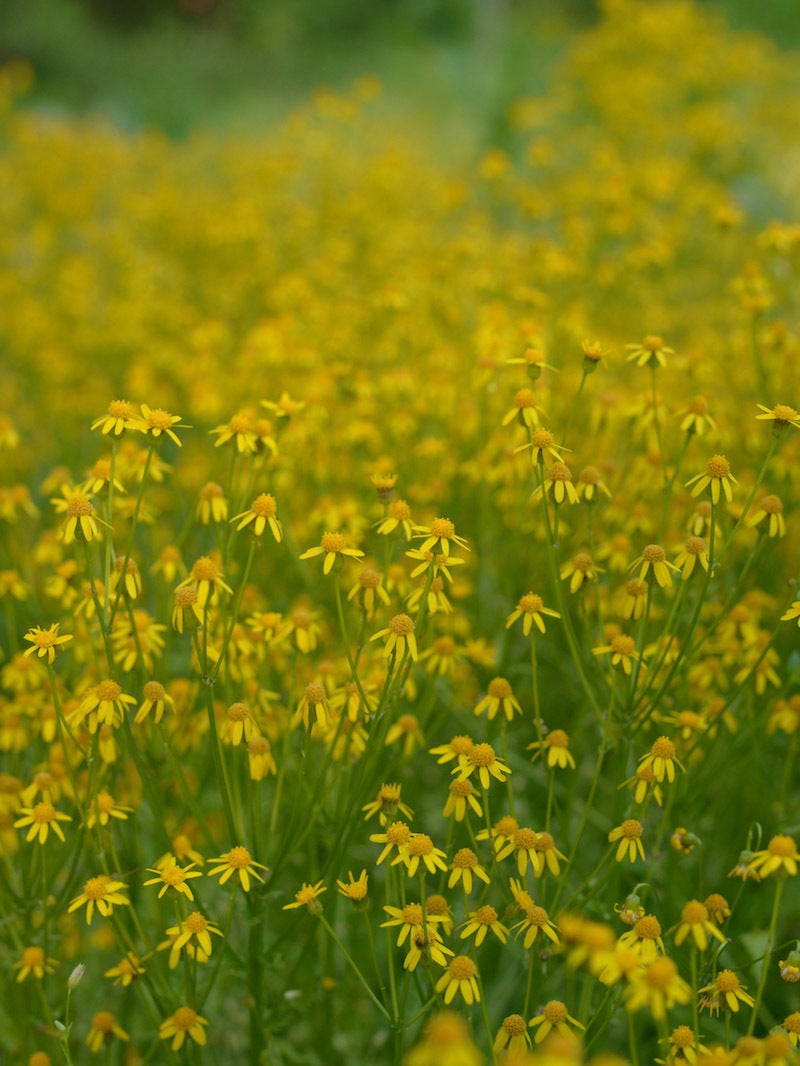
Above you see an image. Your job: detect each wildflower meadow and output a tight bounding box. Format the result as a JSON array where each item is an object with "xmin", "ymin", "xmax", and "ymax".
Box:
[{"xmin": 1, "ymin": 2, "xmax": 799, "ymax": 1064}]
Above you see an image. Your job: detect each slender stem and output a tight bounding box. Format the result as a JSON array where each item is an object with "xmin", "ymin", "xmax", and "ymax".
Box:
[
  {"xmin": 109, "ymin": 443, "xmax": 154, "ymax": 628},
  {"xmin": 318, "ymin": 914, "xmax": 393, "ymax": 1022},
  {"xmin": 747, "ymin": 877, "xmax": 785, "ymax": 1035}
]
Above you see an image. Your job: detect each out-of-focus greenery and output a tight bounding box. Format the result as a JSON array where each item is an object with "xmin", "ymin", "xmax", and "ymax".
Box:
[{"xmin": 1, "ymin": 0, "xmax": 799, "ymax": 139}]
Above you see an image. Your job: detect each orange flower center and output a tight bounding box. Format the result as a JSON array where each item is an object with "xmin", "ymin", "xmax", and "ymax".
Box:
[
  {"xmin": 305, "ymin": 682, "xmax": 326, "ymax": 704},
  {"xmin": 488, "ymin": 677, "xmax": 512, "ymax": 698},
  {"xmin": 448, "ymin": 956, "xmax": 477, "ymax": 980},
  {"xmin": 620, "ymin": 819, "xmax": 643, "ymax": 839},
  {"xmin": 408, "ymin": 834, "xmax": 434, "ymax": 856},
  {"xmin": 185, "ymin": 912, "xmax": 208, "ymax": 934},
  {"xmin": 199, "ymin": 482, "xmax": 224, "ymax": 500},
  {"xmin": 452, "ymin": 848, "xmax": 478, "ymax": 869},
  {"xmin": 767, "ymin": 834, "xmax": 797, "ymax": 857},
  {"xmin": 66, "ymin": 494, "xmax": 94, "ymax": 517},
  {"xmin": 143, "ymin": 681, "xmax": 165, "ymax": 701},
  {"xmin": 542, "ymin": 1000, "xmax": 568, "ymax": 1023},
  {"xmin": 681, "ymin": 900, "xmax": 708, "ymax": 923},
  {"xmin": 548, "ymin": 729, "xmax": 569, "ymax": 748},
  {"xmin": 172, "ymin": 1007, "xmax": 199, "ymax": 1031},
  {"xmin": 226, "ymin": 702, "xmax": 248, "ymax": 722},
  {"xmin": 646, "ymin": 957, "xmax": 679, "ymax": 989},
  {"xmin": 642, "ymin": 544, "xmax": 666, "ymax": 562},
  {"xmin": 651, "ymin": 736, "xmax": 676, "ymax": 758},
  {"xmin": 174, "ymin": 587, "xmax": 198, "ymax": 608},
  {"xmin": 502, "ymin": 1014, "xmax": 527, "ymax": 1036},
  {"xmin": 706, "ymin": 454, "xmax": 730, "ymax": 478},
  {"xmin": 389, "ymin": 613, "xmax": 415, "ymax": 635},
  {"xmin": 474, "ymin": 905, "xmax": 498, "ymax": 925},
  {"xmin": 519, "ymin": 593, "xmax": 543, "ymax": 612},
  {"xmin": 470, "ymin": 743, "xmax": 497, "ymax": 767},
  {"xmin": 226, "ymin": 846, "xmax": 252, "ymax": 869},
  {"xmin": 96, "ymin": 680, "xmax": 122, "ymax": 702}
]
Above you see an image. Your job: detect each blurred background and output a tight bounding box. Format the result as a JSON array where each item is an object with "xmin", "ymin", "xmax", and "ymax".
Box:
[{"xmin": 2, "ymin": 0, "xmax": 799, "ymax": 143}]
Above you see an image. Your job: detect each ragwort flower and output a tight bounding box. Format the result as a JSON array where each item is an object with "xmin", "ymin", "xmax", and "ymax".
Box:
[
  {"xmin": 747, "ymin": 834, "xmax": 798, "ymax": 878},
  {"xmin": 300, "ymin": 531, "xmax": 364, "ymax": 573},
  {"xmin": 159, "ymin": 1007, "xmax": 208, "ymax": 1050},
  {"xmin": 231, "ymin": 493, "xmax": 283, "ymax": 541},
  {"xmin": 686, "ymin": 455, "xmax": 738, "ymax": 504},
  {"xmin": 505, "ymin": 591, "xmax": 560, "ymax": 635},
  {"xmin": 23, "ymin": 623, "xmax": 72, "ymax": 664},
  {"xmin": 68, "ymin": 875, "xmax": 129, "ymax": 924},
  {"xmin": 207, "ymin": 846, "xmax": 267, "ymax": 892},
  {"xmin": 529, "ymin": 1001, "xmax": 585, "ymax": 1045}
]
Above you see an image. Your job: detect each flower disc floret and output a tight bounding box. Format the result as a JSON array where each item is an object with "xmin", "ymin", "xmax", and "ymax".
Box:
[
  {"xmin": 747, "ymin": 834, "xmax": 798, "ymax": 878},
  {"xmin": 23, "ymin": 623, "xmax": 72, "ymax": 663},
  {"xmin": 436, "ymin": 955, "xmax": 480, "ymax": 1004}
]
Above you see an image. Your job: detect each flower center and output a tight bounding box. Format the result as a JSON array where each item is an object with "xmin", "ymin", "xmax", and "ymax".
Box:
[
  {"xmin": 185, "ymin": 912, "xmax": 208, "ymax": 934},
  {"xmin": 389, "ymin": 614, "xmax": 415, "ymax": 635},
  {"xmin": 651, "ymin": 736, "xmax": 676, "ymax": 758},
  {"xmin": 96, "ymin": 680, "xmax": 122, "ymax": 702},
  {"xmin": 452, "ymin": 847, "xmax": 478, "ymax": 868},
  {"xmin": 502, "ymin": 1014, "xmax": 527, "ymax": 1036},
  {"xmin": 175, "ymin": 587, "xmax": 198, "ymax": 608},
  {"xmin": 321, "ymin": 532, "xmax": 346, "ymax": 553},
  {"xmin": 172, "ymin": 1007, "xmax": 198, "ymax": 1031},
  {"xmin": 470, "ymin": 743, "xmax": 496, "ymax": 767},
  {"xmin": 143, "ymin": 681, "xmax": 165, "ymax": 701},
  {"xmin": 227, "ymin": 846, "xmax": 252, "ymax": 869},
  {"xmin": 488, "ymin": 677, "xmax": 512, "ymax": 698},
  {"xmin": 448, "ymin": 956, "xmax": 476, "ymax": 980},
  {"xmin": 620, "ymin": 819, "xmax": 643, "ymax": 839},
  {"xmin": 542, "ymin": 1000, "xmax": 568, "ymax": 1023},
  {"xmin": 642, "ymin": 544, "xmax": 666, "ymax": 562},
  {"xmin": 305, "ymin": 682, "xmax": 326, "ymax": 704},
  {"xmin": 408, "ymin": 834, "xmax": 433, "ymax": 856},
  {"xmin": 706, "ymin": 454, "xmax": 730, "ymax": 478}
]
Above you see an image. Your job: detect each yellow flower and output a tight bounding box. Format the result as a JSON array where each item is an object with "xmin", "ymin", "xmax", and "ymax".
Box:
[
  {"xmin": 746, "ymin": 493, "xmax": 785, "ymax": 538},
  {"xmin": 747, "ymin": 834, "xmax": 798, "ymax": 878},
  {"xmin": 84, "ymin": 791, "xmax": 133, "ymax": 829},
  {"xmin": 528, "ymin": 728, "xmax": 575, "ymax": 770},
  {"xmin": 638, "ymin": 736, "xmax": 684, "ymax": 783},
  {"xmin": 207, "ymin": 846, "xmax": 268, "ymax": 892},
  {"xmin": 85, "ymin": 1011, "xmax": 129, "ymax": 1053},
  {"xmin": 371, "ymin": 613, "xmax": 418, "ymax": 662},
  {"xmin": 163, "ymin": 911, "xmax": 223, "ymax": 969},
  {"xmin": 533, "ymin": 461, "xmax": 580, "ymax": 505},
  {"xmin": 561, "ymin": 550, "xmax": 602, "ymax": 593},
  {"xmin": 460, "ymin": 904, "xmax": 509, "ymax": 946},
  {"xmin": 336, "ymin": 869, "xmax": 369, "ymax": 904},
  {"xmin": 68, "ymin": 875, "xmax": 130, "ymax": 924},
  {"xmin": 143, "ymin": 860, "xmax": 203, "ymax": 900},
  {"xmin": 686, "ymin": 455, "xmax": 738, "ymax": 504},
  {"xmin": 673, "ymin": 900, "xmax": 728, "ymax": 950},
  {"xmin": 593, "ymin": 634, "xmax": 644, "ymax": 676},
  {"xmin": 90, "ymin": 399, "xmax": 137, "ymax": 436},
  {"xmin": 625, "ymin": 957, "xmax": 692, "ymax": 1020},
  {"xmin": 104, "ymin": 952, "xmax": 145, "ymax": 987},
  {"xmin": 14, "ymin": 945, "xmax": 57, "ymax": 982},
  {"xmin": 210, "ymin": 411, "xmax": 257, "ymax": 453},
  {"xmin": 159, "ymin": 1006, "xmax": 208, "ymax": 1050},
  {"xmin": 435, "ymin": 955, "xmax": 480, "ymax": 1005},
  {"xmin": 135, "ymin": 680, "xmax": 174, "ymax": 724},
  {"xmin": 300, "ymin": 531, "xmax": 364, "ymax": 574},
  {"xmin": 231, "ymin": 493, "xmax": 283, "ymax": 542},
  {"xmin": 673, "ymin": 536, "xmax": 709, "ymax": 579},
  {"xmin": 755, "ymin": 402, "xmax": 800, "ymax": 431},
  {"xmin": 414, "ymin": 516, "xmax": 469, "ymax": 557},
  {"xmin": 23, "ymin": 623, "xmax": 72, "ymax": 664},
  {"xmin": 393, "ymin": 833, "xmax": 448, "ymax": 877},
  {"xmin": 698, "ymin": 969, "xmax": 755, "ymax": 1014},
  {"xmin": 195, "ymin": 481, "xmax": 228, "ymax": 525},
  {"xmin": 283, "ymin": 880, "xmax": 326, "ymax": 913},
  {"xmin": 14, "ymin": 802, "xmax": 71, "ymax": 845},
  {"xmin": 447, "ymin": 847, "xmax": 490, "ymax": 893},
  {"xmin": 455, "ymin": 741, "xmax": 511, "ymax": 790},
  {"xmin": 626, "ymin": 334, "xmax": 674, "ymax": 368},
  {"xmin": 134, "ymin": 403, "xmax": 189, "ymax": 446},
  {"xmin": 443, "ymin": 780, "xmax": 483, "ymax": 823},
  {"xmin": 608, "ymin": 819, "xmax": 646, "ymax": 863},
  {"xmin": 506, "ymin": 591, "xmax": 560, "ymax": 635},
  {"xmin": 473, "ymin": 677, "xmax": 522, "ymax": 721},
  {"xmin": 51, "ymin": 486, "xmax": 102, "ymax": 543},
  {"xmin": 362, "ymin": 782, "xmax": 414, "ymax": 824},
  {"xmin": 619, "ymin": 915, "xmax": 665, "ymax": 962},
  {"xmin": 529, "ymin": 1000, "xmax": 585, "ymax": 1044},
  {"xmin": 494, "ymin": 1014, "xmax": 531, "ymax": 1056},
  {"xmin": 630, "ymin": 543, "xmax": 678, "ymax": 588}
]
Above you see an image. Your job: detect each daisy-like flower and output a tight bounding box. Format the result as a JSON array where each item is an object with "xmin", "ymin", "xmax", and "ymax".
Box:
[
  {"xmin": 210, "ymin": 411, "xmax": 257, "ymax": 453},
  {"xmin": 159, "ymin": 1007, "xmax": 208, "ymax": 1050},
  {"xmin": 393, "ymin": 833, "xmax": 448, "ymax": 877},
  {"xmin": 517, "ymin": 427, "xmax": 568, "ymax": 467},
  {"xmin": 135, "ymin": 680, "xmax": 174, "ymax": 724},
  {"xmin": 704, "ymin": 893, "xmax": 731, "ymax": 925},
  {"xmin": 747, "ymin": 834, "xmax": 798, "ymax": 878},
  {"xmin": 529, "ymin": 1002, "xmax": 586, "ymax": 1047},
  {"xmin": 14, "ymin": 945, "xmax": 57, "ymax": 982},
  {"xmin": 673, "ymin": 900, "xmax": 728, "ymax": 950},
  {"xmin": 593, "ymin": 633, "xmax": 644, "ymax": 676},
  {"xmin": 625, "ymin": 957, "xmax": 692, "ymax": 1020},
  {"xmin": 370, "ymin": 472, "xmax": 397, "ymax": 503},
  {"xmin": 381, "ymin": 901, "xmax": 442, "ymax": 947},
  {"xmin": 84, "ymin": 791, "xmax": 134, "ymax": 830},
  {"xmin": 261, "ymin": 391, "xmax": 305, "ymax": 424},
  {"xmin": 755, "ymin": 402, "xmax": 800, "ymax": 432},
  {"xmin": 231, "ymin": 493, "xmax": 283, "ymax": 542},
  {"xmin": 533, "ymin": 461, "xmax": 580, "ymax": 505},
  {"xmin": 561, "ymin": 550, "xmax": 602, "ymax": 593},
  {"xmin": 783, "ymin": 1012, "xmax": 800, "ymax": 1047},
  {"xmin": 370, "ymin": 613, "xmax": 418, "ymax": 662},
  {"xmin": 134, "ymin": 404, "xmax": 188, "ymax": 446},
  {"xmin": 14, "ymin": 802, "xmax": 71, "ymax": 844},
  {"xmin": 686, "ymin": 455, "xmax": 738, "ymax": 504},
  {"xmin": 176, "ymin": 555, "xmax": 232, "ymax": 607},
  {"xmin": 195, "ymin": 481, "xmax": 228, "ymax": 525},
  {"xmin": 171, "ymin": 586, "xmax": 204, "ymax": 633},
  {"xmin": 370, "ymin": 820, "xmax": 411, "ymax": 865},
  {"xmin": 91, "ymin": 399, "xmax": 137, "ymax": 436},
  {"xmin": 443, "ymin": 780, "xmax": 483, "ymax": 823},
  {"xmin": 582, "ymin": 338, "xmax": 607, "ymax": 370},
  {"xmin": 207, "ymin": 846, "xmax": 268, "ymax": 892},
  {"xmin": 631, "ymin": 543, "xmax": 678, "ymax": 588},
  {"xmin": 220, "ymin": 701, "xmax": 259, "ymax": 746},
  {"xmin": 505, "ymin": 591, "xmax": 560, "ymax": 635},
  {"xmin": 576, "ymin": 465, "xmax": 612, "ymax": 501},
  {"xmin": 376, "ymin": 498, "xmax": 414, "ymax": 539},
  {"xmin": 85, "ymin": 1011, "xmax": 129, "ymax": 1053},
  {"xmin": 473, "ymin": 677, "xmax": 522, "ymax": 721},
  {"xmin": 609, "ymin": 819, "xmax": 646, "ymax": 863},
  {"xmin": 746, "ymin": 494, "xmax": 785, "ymax": 539},
  {"xmin": 677, "ymin": 395, "xmax": 717, "ymax": 437},
  {"xmin": 72, "ymin": 680, "xmax": 136, "ymax": 733},
  {"xmin": 502, "ymin": 388, "xmax": 544, "ymax": 429},
  {"xmin": 144, "ymin": 860, "xmax": 203, "ymax": 900},
  {"xmin": 532, "ymin": 831, "xmax": 567, "ymax": 877},
  {"xmin": 104, "ymin": 952, "xmax": 145, "ymax": 987},
  {"xmin": 447, "ymin": 847, "xmax": 490, "ymax": 893},
  {"xmin": 494, "ymin": 1014, "xmax": 531, "ymax": 1056},
  {"xmin": 300, "ymin": 531, "xmax": 364, "ymax": 574},
  {"xmin": 496, "ymin": 826, "xmax": 539, "ymax": 876},
  {"xmin": 51, "ymin": 486, "xmax": 102, "ymax": 543},
  {"xmin": 673, "ymin": 536, "xmax": 709, "ymax": 579},
  {"xmin": 510, "ymin": 896, "xmax": 559, "ymax": 950},
  {"xmin": 163, "ymin": 911, "xmax": 223, "ymax": 969},
  {"xmin": 626, "ymin": 334, "xmax": 674, "ymax": 368},
  {"xmin": 68, "ymin": 875, "xmax": 129, "ymax": 924},
  {"xmin": 619, "ymin": 915, "xmax": 665, "ymax": 963},
  {"xmin": 455, "ymin": 742, "xmax": 511, "ymax": 790},
  {"xmin": 348, "ymin": 567, "xmax": 390, "ymax": 618},
  {"xmin": 415, "ymin": 517, "xmax": 469, "ymax": 558},
  {"xmin": 698, "ymin": 970, "xmax": 755, "ymax": 1014},
  {"xmin": 528, "ymin": 728, "xmax": 576, "ymax": 769},
  {"xmin": 336, "ymin": 869, "xmax": 369, "ymax": 905},
  {"xmin": 436, "ymin": 955, "xmax": 481, "ymax": 1005},
  {"xmin": 429, "ymin": 735, "xmax": 473, "ymax": 766},
  {"xmin": 460, "ymin": 905, "xmax": 509, "ymax": 946},
  {"xmin": 283, "ymin": 880, "xmax": 326, "ymax": 914},
  {"xmin": 362, "ymin": 782, "xmax": 414, "ymax": 824},
  {"xmin": 638, "ymin": 736, "xmax": 684, "ymax": 783},
  {"xmin": 23, "ymin": 623, "xmax": 72, "ymax": 664}
]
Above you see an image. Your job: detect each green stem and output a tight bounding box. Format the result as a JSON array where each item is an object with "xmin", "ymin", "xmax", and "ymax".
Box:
[
  {"xmin": 318, "ymin": 914, "xmax": 393, "ymax": 1023},
  {"xmin": 747, "ymin": 877, "xmax": 785, "ymax": 1035},
  {"xmin": 109, "ymin": 442, "xmax": 154, "ymax": 628}
]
